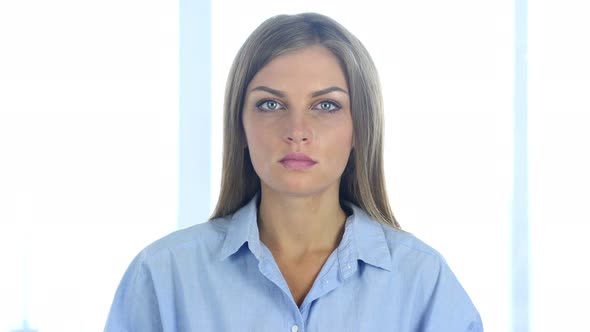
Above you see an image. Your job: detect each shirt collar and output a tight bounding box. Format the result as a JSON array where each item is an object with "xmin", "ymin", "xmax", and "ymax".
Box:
[
  {"xmin": 339, "ymin": 202, "xmax": 393, "ymax": 274},
  {"xmin": 218, "ymin": 193, "xmax": 262, "ymax": 261},
  {"xmin": 218, "ymin": 193, "xmax": 393, "ymax": 273}
]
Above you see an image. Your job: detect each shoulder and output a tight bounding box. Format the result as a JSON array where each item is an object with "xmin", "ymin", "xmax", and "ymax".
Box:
[
  {"xmin": 378, "ymin": 225, "xmax": 457, "ymax": 293},
  {"xmin": 380, "ymin": 226, "xmax": 445, "ymax": 270},
  {"xmin": 134, "ymin": 216, "xmax": 232, "ymax": 267},
  {"xmin": 380, "ymin": 225, "xmax": 441, "ymax": 258},
  {"xmin": 105, "ymin": 217, "xmax": 234, "ymax": 330},
  {"xmin": 347, "ymin": 203, "xmax": 448, "ymax": 283},
  {"xmin": 377, "ymin": 226, "xmax": 449, "ymax": 293},
  {"xmin": 378, "ymin": 225, "xmax": 482, "ymax": 330},
  {"xmin": 110, "ymin": 217, "xmax": 234, "ymax": 304}
]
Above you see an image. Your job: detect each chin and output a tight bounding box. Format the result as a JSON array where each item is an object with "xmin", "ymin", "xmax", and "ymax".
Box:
[{"xmin": 263, "ymin": 179, "xmax": 337, "ymax": 198}]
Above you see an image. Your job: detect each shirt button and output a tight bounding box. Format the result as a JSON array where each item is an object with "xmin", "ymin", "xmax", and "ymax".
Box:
[{"xmin": 291, "ymin": 325, "xmax": 299, "ymax": 332}]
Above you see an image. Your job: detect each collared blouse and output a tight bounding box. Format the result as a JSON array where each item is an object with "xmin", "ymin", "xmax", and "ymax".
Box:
[{"xmin": 105, "ymin": 194, "xmax": 483, "ymax": 331}]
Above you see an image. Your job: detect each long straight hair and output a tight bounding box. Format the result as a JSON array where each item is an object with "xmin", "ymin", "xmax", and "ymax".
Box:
[{"xmin": 210, "ymin": 13, "xmax": 400, "ymax": 229}]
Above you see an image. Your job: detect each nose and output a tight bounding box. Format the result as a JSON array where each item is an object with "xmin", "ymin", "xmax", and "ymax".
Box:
[{"xmin": 282, "ymin": 110, "xmax": 314, "ymax": 144}]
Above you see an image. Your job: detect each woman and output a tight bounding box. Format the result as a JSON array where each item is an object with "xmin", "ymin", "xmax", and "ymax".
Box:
[{"xmin": 105, "ymin": 12, "xmax": 482, "ymax": 331}]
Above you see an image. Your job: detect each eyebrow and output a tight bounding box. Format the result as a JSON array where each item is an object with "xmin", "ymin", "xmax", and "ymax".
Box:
[{"xmin": 249, "ymin": 86, "xmax": 349, "ymax": 98}]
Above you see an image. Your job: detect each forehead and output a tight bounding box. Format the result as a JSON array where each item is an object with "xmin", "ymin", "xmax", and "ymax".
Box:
[{"xmin": 247, "ymin": 46, "xmax": 348, "ymax": 91}]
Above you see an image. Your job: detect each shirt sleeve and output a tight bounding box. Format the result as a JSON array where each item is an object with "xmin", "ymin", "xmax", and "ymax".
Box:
[
  {"xmin": 104, "ymin": 251, "xmax": 163, "ymax": 332},
  {"xmin": 418, "ymin": 257, "xmax": 483, "ymax": 332}
]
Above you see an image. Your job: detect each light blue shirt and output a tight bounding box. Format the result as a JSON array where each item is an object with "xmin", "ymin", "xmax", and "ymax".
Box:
[{"xmin": 105, "ymin": 194, "xmax": 482, "ymax": 331}]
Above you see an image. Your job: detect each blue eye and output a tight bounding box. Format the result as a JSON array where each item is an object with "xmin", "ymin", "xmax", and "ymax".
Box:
[
  {"xmin": 315, "ymin": 100, "xmax": 341, "ymax": 113},
  {"xmin": 256, "ymin": 99, "xmax": 283, "ymax": 112}
]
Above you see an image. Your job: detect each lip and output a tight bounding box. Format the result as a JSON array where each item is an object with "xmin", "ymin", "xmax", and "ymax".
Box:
[{"xmin": 279, "ymin": 152, "xmax": 317, "ymax": 170}]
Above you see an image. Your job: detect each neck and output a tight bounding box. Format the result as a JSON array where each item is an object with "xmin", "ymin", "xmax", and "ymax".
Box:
[{"xmin": 257, "ymin": 185, "xmax": 347, "ymax": 259}]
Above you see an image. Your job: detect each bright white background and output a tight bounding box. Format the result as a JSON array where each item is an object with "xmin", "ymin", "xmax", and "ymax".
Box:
[
  {"xmin": 0, "ymin": 0, "xmax": 588, "ymax": 331},
  {"xmin": 528, "ymin": 1, "xmax": 590, "ymax": 331},
  {"xmin": 0, "ymin": 1, "xmax": 178, "ymax": 331}
]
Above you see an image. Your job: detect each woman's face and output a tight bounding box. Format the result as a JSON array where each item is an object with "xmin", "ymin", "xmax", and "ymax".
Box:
[{"xmin": 242, "ymin": 45, "xmax": 353, "ymax": 197}]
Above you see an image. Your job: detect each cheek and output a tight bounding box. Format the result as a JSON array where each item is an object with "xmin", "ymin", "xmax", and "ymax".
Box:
[
  {"xmin": 338, "ymin": 125, "xmax": 354, "ymax": 164},
  {"xmin": 243, "ymin": 121, "xmax": 273, "ymax": 166},
  {"xmin": 323, "ymin": 124, "xmax": 354, "ymax": 170},
  {"xmin": 243, "ymin": 115, "xmax": 259, "ymax": 148},
  {"xmin": 333, "ymin": 121, "xmax": 354, "ymax": 149},
  {"xmin": 245, "ymin": 124, "xmax": 267, "ymax": 149}
]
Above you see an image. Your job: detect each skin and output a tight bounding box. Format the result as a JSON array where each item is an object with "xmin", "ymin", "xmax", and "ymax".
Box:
[{"xmin": 242, "ymin": 45, "xmax": 354, "ymax": 306}]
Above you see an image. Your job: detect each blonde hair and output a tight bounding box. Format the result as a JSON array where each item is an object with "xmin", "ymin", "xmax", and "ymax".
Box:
[{"xmin": 210, "ymin": 12, "xmax": 400, "ymax": 229}]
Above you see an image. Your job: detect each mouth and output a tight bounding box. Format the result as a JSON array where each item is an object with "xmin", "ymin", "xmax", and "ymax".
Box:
[{"xmin": 279, "ymin": 152, "xmax": 317, "ymax": 170}]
